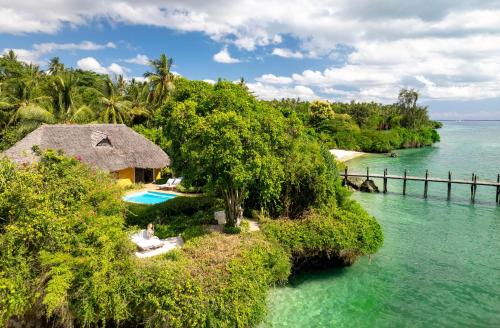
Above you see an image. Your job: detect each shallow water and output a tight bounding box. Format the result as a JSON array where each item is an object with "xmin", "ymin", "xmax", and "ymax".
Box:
[{"xmin": 264, "ymin": 122, "xmax": 500, "ymax": 327}]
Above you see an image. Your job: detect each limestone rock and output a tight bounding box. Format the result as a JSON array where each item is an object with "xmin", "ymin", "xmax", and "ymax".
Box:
[{"xmin": 360, "ymin": 179, "xmax": 380, "ymax": 193}]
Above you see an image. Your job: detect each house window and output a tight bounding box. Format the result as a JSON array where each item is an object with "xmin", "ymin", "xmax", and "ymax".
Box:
[
  {"xmin": 91, "ymin": 131, "xmax": 112, "ymax": 147},
  {"xmin": 96, "ymin": 137, "xmax": 112, "ymax": 147}
]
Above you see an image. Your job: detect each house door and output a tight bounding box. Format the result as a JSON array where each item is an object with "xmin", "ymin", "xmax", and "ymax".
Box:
[{"xmin": 134, "ymin": 168, "xmax": 154, "ymax": 183}]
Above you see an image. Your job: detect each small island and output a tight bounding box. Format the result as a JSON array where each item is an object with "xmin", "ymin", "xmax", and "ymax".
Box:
[{"xmin": 0, "ymin": 52, "xmax": 439, "ymax": 327}]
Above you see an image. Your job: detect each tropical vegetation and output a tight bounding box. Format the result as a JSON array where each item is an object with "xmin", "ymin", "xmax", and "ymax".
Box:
[{"xmin": 0, "ymin": 50, "xmax": 442, "ymax": 327}]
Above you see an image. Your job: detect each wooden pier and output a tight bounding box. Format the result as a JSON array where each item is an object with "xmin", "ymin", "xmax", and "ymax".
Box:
[{"xmin": 342, "ymin": 167, "xmax": 500, "ymax": 205}]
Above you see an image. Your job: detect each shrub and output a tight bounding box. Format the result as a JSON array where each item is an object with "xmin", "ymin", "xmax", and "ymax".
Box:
[
  {"xmin": 261, "ymin": 200, "xmax": 383, "ymax": 270},
  {"xmin": 126, "ymin": 195, "xmax": 219, "ymax": 227},
  {"xmin": 0, "ymin": 151, "xmax": 133, "ymax": 326},
  {"xmin": 223, "ymin": 225, "xmax": 241, "ymax": 234}
]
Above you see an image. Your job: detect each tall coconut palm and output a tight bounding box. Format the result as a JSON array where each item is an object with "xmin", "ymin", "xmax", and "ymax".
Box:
[
  {"xmin": 2, "ymin": 64, "xmax": 53, "ymax": 125},
  {"xmin": 48, "ymin": 57, "xmax": 65, "ymax": 75},
  {"xmin": 144, "ymin": 53, "xmax": 174, "ymax": 105},
  {"xmin": 50, "ymin": 71, "xmax": 78, "ymax": 119},
  {"xmin": 116, "ymin": 74, "xmax": 126, "ymax": 96},
  {"xmin": 126, "ymin": 80, "xmax": 151, "ymax": 123},
  {"xmin": 99, "ymin": 78, "xmax": 132, "ymax": 124}
]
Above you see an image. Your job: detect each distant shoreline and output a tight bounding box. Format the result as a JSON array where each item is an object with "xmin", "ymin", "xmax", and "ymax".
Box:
[
  {"xmin": 437, "ymin": 119, "xmax": 500, "ymax": 121},
  {"xmin": 330, "ymin": 149, "xmax": 366, "ymax": 162}
]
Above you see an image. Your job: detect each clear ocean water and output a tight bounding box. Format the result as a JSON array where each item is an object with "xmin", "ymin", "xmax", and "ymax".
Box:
[
  {"xmin": 263, "ymin": 122, "xmax": 500, "ymax": 327},
  {"xmin": 123, "ymin": 191, "xmax": 176, "ymax": 205}
]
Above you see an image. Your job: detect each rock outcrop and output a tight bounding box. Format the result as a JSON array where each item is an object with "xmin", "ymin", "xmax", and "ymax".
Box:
[{"xmin": 360, "ymin": 179, "xmax": 380, "ymax": 193}]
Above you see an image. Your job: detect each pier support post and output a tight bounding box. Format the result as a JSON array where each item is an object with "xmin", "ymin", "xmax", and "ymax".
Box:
[
  {"xmin": 470, "ymin": 173, "xmax": 475, "ymax": 202},
  {"xmin": 424, "ymin": 170, "xmax": 429, "ymax": 198},
  {"xmin": 383, "ymin": 168, "xmax": 388, "ymax": 193},
  {"xmin": 447, "ymin": 171, "xmax": 452, "ymax": 201},
  {"xmin": 403, "ymin": 169, "xmax": 407, "ymax": 196},
  {"xmin": 496, "ymin": 174, "xmax": 499, "ymax": 205},
  {"xmin": 366, "ymin": 167, "xmax": 370, "ymax": 181},
  {"xmin": 344, "ymin": 167, "xmax": 348, "ymax": 186},
  {"xmin": 472, "ymin": 174, "xmax": 477, "ymax": 203}
]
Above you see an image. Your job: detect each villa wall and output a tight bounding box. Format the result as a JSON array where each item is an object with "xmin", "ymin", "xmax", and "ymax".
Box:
[
  {"xmin": 154, "ymin": 168, "xmax": 162, "ymax": 180},
  {"xmin": 116, "ymin": 167, "xmax": 135, "ymax": 187}
]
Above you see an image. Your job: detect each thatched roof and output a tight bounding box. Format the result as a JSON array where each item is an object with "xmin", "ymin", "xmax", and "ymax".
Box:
[{"xmin": 2, "ymin": 124, "xmax": 170, "ymax": 171}]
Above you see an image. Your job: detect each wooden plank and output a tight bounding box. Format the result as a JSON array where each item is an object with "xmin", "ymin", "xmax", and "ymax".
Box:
[
  {"xmin": 470, "ymin": 173, "xmax": 475, "ymax": 202},
  {"xmin": 403, "ymin": 169, "xmax": 407, "ymax": 196},
  {"xmin": 424, "ymin": 170, "xmax": 429, "ymax": 198},
  {"xmin": 447, "ymin": 171, "xmax": 452, "ymax": 200},
  {"xmin": 383, "ymin": 168, "xmax": 388, "ymax": 193},
  {"xmin": 497, "ymin": 174, "xmax": 499, "ymax": 204}
]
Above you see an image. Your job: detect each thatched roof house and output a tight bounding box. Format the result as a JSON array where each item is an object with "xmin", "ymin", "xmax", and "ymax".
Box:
[{"xmin": 2, "ymin": 124, "xmax": 170, "ymax": 184}]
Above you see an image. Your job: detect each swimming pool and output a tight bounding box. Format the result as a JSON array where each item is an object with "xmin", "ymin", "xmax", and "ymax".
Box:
[{"xmin": 123, "ymin": 191, "xmax": 177, "ymax": 205}]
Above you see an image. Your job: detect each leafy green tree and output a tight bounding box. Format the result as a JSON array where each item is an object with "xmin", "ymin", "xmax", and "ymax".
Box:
[{"xmin": 398, "ymin": 88, "xmax": 429, "ymax": 129}]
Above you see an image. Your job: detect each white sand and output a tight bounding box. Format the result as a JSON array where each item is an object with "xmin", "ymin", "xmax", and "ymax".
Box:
[{"xmin": 329, "ymin": 149, "xmax": 366, "ymax": 162}]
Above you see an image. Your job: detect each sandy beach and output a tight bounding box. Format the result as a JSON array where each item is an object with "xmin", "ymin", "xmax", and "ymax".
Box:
[{"xmin": 329, "ymin": 149, "xmax": 366, "ymax": 162}]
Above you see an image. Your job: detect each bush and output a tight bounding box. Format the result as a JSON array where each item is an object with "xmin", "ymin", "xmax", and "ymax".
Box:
[
  {"xmin": 126, "ymin": 195, "xmax": 219, "ymax": 227},
  {"xmin": 0, "ymin": 151, "xmax": 133, "ymax": 326},
  {"xmin": 132, "ymin": 232, "xmax": 291, "ymax": 327},
  {"xmin": 223, "ymin": 225, "xmax": 241, "ymax": 234},
  {"xmin": 261, "ymin": 200, "xmax": 383, "ymax": 270}
]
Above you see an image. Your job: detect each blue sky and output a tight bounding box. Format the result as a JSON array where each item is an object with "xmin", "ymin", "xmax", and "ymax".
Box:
[{"xmin": 1, "ymin": 0, "xmax": 500, "ymax": 119}]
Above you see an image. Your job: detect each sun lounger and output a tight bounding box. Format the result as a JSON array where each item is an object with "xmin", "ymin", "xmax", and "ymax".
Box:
[
  {"xmin": 131, "ymin": 230, "xmax": 164, "ymax": 251},
  {"xmin": 157, "ymin": 178, "xmax": 175, "ymax": 190},
  {"xmin": 135, "ymin": 236, "xmax": 184, "ymax": 258},
  {"xmin": 163, "ymin": 177, "xmax": 183, "ymax": 190}
]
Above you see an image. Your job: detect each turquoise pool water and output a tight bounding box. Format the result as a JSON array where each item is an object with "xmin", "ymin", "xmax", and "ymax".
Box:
[
  {"xmin": 123, "ymin": 191, "xmax": 176, "ymax": 205},
  {"xmin": 263, "ymin": 122, "xmax": 500, "ymax": 327}
]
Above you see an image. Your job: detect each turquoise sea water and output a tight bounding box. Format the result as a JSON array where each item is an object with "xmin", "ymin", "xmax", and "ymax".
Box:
[
  {"xmin": 264, "ymin": 122, "xmax": 500, "ymax": 327},
  {"xmin": 123, "ymin": 191, "xmax": 176, "ymax": 204}
]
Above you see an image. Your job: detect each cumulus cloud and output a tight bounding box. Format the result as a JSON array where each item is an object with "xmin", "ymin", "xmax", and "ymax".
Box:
[
  {"xmin": 272, "ymin": 48, "xmax": 304, "ymax": 59},
  {"xmin": 77, "ymin": 57, "xmax": 128, "ymax": 76},
  {"xmin": 2, "ymin": 1, "xmax": 500, "ymax": 101},
  {"xmin": 255, "ymin": 74, "xmax": 293, "ymax": 85},
  {"xmin": 213, "ymin": 47, "xmax": 240, "ymax": 64},
  {"xmin": 247, "ymin": 82, "xmax": 318, "ymax": 101},
  {"xmin": 2, "ymin": 41, "xmax": 115, "ymax": 64},
  {"xmin": 124, "ymin": 54, "xmax": 150, "ymax": 65}
]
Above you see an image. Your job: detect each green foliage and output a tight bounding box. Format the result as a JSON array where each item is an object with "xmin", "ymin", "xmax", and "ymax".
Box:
[
  {"xmin": 261, "ymin": 200, "xmax": 383, "ymax": 268},
  {"xmin": 223, "ymin": 225, "xmax": 242, "ymax": 234},
  {"xmin": 0, "ymin": 151, "xmax": 132, "ymax": 326}
]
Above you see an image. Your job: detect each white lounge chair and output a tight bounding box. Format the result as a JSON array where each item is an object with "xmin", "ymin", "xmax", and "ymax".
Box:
[
  {"xmin": 157, "ymin": 178, "xmax": 175, "ymax": 190},
  {"xmin": 131, "ymin": 230, "xmax": 164, "ymax": 251},
  {"xmin": 135, "ymin": 236, "xmax": 184, "ymax": 258},
  {"xmin": 163, "ymin": 177, "xmax": 183, "ymax": 190}
]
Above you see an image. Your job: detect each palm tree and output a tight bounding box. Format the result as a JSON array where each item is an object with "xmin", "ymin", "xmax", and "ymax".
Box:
[
  {"xmin": 3, "ymin": 50, "xmax": 17, "ymax": 61},
  {"xmin": 126, "ymin": 80, "xmax": 151, "ymax": 123},
  {"xmin": 115, "ymin": 74, "xmax": 127, "ymax": 96},
  {"xmin": 99, "ymin": 78, "xmax": 132, "ymax": 124},
  {"xmin": 2, "ymin": 64, "xmax": 53, "ymax": 125},
  {"xmin": 144, "ymin": 53, "xmax": 174, "ymax": 105},
  {"xmin": 48, "ymin": 57, "xmax": 65, "ymax": 75},
  {"xmin": 50, "ymin": 71, "xmax": 78, "ymax": 119}
]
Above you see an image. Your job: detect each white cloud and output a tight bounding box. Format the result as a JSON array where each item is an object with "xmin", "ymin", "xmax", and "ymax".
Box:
[
  {"xmin": 213, "ymin": 47, "xmax": 240, "ymax": 64},
  {"xmin": 124, "ymin": 54, "xmax": 150, "ymax": 65},
  {"xmin": 203, "ymin": 79, "xmax": 216, "ymax": 84},
  {"xmin": 77, "ymin": 57, "xmax": 128, "ymax": 76},
  {"xmin": 2, "ymin": 1, "xmax": 500, "ymax": 101},
  {"xmin": 247, "ymin": 82, "xmax": 318, "ymax": 101},
  {"xmin": 77, "ymin": 57, "xmax": 108, "ymax": 74},
  {"xmin": 255, "ymin": 74, "xmax": 293, "ymax": 85},
  {"xmin": 2, "ymin": 41, "xmax": 115, "ymax": 64},
  {"xmin": 272, "ymin": 48, "xmax": 304, "ymax": 59}
]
